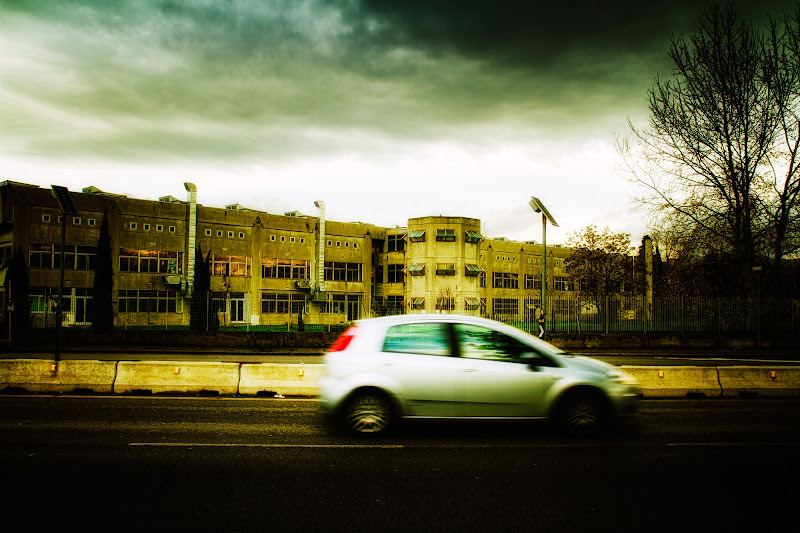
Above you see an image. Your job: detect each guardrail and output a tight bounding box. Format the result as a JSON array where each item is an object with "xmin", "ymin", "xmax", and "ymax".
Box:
[{"xmin": 1, "ymin": 360, "xmax": 798, "ymax": 398}]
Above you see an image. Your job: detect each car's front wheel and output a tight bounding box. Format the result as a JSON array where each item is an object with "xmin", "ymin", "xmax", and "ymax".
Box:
[
  {"xmin": 341, "ymin": 390, "xmax": 393, "ymax": 436},
  {"xmin": 557, "ymin": 390, "xmax": 606, "ymax": 438}
]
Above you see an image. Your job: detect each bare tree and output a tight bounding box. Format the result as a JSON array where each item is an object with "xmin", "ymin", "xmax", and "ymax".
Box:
[{"xmin": 619, "ymin": 1, "xmax": 800, "ymax": 290}]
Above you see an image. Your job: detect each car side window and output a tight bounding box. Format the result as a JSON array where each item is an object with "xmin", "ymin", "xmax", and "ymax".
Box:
[
  {"xmin": 382, "ymin": 323, "xmax": 452, "ymax": 356},
  {"xmin": 455, "ymin": 324, "xmax": 535, "ymax": 362}
]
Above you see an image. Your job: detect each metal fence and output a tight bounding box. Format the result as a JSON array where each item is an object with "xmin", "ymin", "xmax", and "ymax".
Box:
[
  {"xmin": 492, "ymin": 295, "xmax": 799, "ymax": 337},
  {"xmin": 4, "ymin": 289, "xmax": 799, "ymax": 337}
]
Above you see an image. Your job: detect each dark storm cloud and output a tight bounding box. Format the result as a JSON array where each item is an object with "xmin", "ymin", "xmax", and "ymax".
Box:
[{"xmin": 1, "ymin": 0, "xmax": 795, "ymax": 160}]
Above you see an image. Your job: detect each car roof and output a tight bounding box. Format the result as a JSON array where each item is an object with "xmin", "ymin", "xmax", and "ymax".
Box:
[{"xmin": 355, "ymin": 313, "xmax": 498, "ymax": 328}]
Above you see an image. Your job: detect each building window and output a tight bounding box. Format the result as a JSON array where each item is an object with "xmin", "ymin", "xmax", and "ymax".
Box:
[
  {"xmin": 29, "ymin": 243, "xmax": 97, "ymax": 270},
  {"xmin": 493, "ymin": 298, "xmax": 519, "ymax": 315},
  {"xmin": 435, "ymin": 297, "xmax": 455, "ymax": 311},
  {"xmin": 262, "ymin": 258, "xmax": 310, "ymax": 279},
  {"xmin": 387, "ymin": 234, "xmax": 405, "ymax": 252},
  {"xmin": 435, "ymin": 263, "xmax": 455, "ymax": 276},
  {"xmin": 73, "ymin": 217, "xmax": 81, "ymax": 225},
  {"xmin": 290, "ymin": 237, "xmax": 296, "ymax": 243},
  {"xmin": 465, "ymin": 264, "xmax": 483, "ymax": 277},
  {"xmin": 554, "ymin": 276, "xmax": 571, "ymax": 291},
  {"xmin": 493, "ymin": 272, "xmax": 519, "ymax": 289},
  {"xmin": 42, "ymin": 214, "xmax": 51, "ymax": 223},
  {"xmin": 435, "ymin": 229, "xmax": 456, "ymax": 242},
  {"xmin": 409, "ymin": 297, "xmax": 425, "ymax": 310},
  {"xmin": 205, "ymin": 229, "xmax": 212, "ymax": 236},
  {"xmin": 300, "ymin": 238, "xmax": 305, "ymax": 244},
  {"xmin": 88, "ymin": 219, "xmax": 96, "ymax": 227},
  {"xmin": 525, "ymin": 274, "xmax": 542, "ymax": 290},
  {"xmin": 387, "ymin": 295, "xmax": 403, "ymax": 311},
  {"xmin": 211, "ymin": 254, "xmax": 251, "ymax": 277},
  {"xmin": 464, "ymin": 231, "xmax": 482, "ymax": 243},
  {"xmin": 387, "ymin": 264, "xmax": 404, "ymax": 283},
  {"xmin": 324, "ymin": 262, "xmax": 363, "ymax": 282},
  {"xmin": 217, "ymin": 230, "xmax": 223, "ymax": 237},
  {"xmin": 228, "ymin": 231, "xmax": 234, "ymax": 238},
  {"xmin": 169, "ymin": 226, "xmax": 176, "ymax": 233},
  {"xmin": 118, "ymin": 289, "xmax": 182, "ymax": 313},
  {"xmin": 407, "ymin": 263, "xmax": 425, "ymax": 276},
  {"xmin": 465, "ymin": 297, "xmax": 481, "ymax": 311},
  {"xmin": 408, "ymin": 230, "xmax": 425, "ymax": 243},
  {"xmin": 130, "ymin": 222, "xmax": 137, "ymax": 230},
  {"xmin": 239, "ymin": 232, "xmax": 245, "ymax": 239},
  {"xmin": 119, "ymin": 249, "xmax": 182, "ymax": 273},
  {"xmin": 261, "ymin": 292, "xmax": 305, "ymax": 314},
  {"xmin": 156, "ymin": 224, "xmax": 163, "ymax": 232}
]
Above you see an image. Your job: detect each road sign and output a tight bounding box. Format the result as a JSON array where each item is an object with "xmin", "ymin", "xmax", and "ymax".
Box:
[{"xmin": 752, "ymin": 259, "xmax": 763, "ymax": 277}]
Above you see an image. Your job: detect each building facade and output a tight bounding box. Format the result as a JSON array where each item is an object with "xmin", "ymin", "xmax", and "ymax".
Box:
[{"xmin": 0, "ymin": 181, "xmax": 572, "ymax": 328}]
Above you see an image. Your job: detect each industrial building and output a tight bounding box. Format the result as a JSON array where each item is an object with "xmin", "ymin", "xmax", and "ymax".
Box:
[{"xmin": 0, "ymin": 180, "xmax": 572, "ymax": 328}]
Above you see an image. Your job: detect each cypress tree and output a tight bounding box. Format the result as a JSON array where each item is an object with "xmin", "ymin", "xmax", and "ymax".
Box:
[
  {"xmin": 190, "ymin": 247, "xmax": 218, "ymax": 330},
  {"xmin": 7, "ymin": 246, "xmax": 31, "ymax": 335},
  {"xmin": 92, "ymin": 210, "xmax": 114, "ymax": 329}
]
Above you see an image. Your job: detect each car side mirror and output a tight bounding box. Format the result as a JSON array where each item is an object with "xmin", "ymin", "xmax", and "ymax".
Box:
[{"xmin": 519, "ymin": 352, "xmax": 543, "ymax": 369}]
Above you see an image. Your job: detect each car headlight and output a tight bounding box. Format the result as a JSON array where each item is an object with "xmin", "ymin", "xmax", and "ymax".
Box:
[{"xmin": 608, "ymin": 369, "xmax": 639, "ymax": 387}]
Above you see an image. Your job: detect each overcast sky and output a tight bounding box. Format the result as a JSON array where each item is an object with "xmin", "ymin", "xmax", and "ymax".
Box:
[{"xmin": 1, "ymin": 0, "xmax": 795, "ymax": 245}]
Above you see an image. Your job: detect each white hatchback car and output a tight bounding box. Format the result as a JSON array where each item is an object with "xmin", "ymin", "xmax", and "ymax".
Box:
[{"xmin": 319, "ymin": 314, "xmax": 640, "ymax": 437}]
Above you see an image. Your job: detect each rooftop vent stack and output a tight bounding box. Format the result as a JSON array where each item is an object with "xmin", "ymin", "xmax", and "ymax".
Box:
[
  {"xmin": 314, "ymin": 201, "xmax": 326, "ymax": 293},
  {"xmin": 184, "ymin": 183, "xmax": 197, "ymax": 297}
]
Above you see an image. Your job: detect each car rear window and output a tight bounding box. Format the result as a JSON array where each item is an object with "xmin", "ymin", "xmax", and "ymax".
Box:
[{"xmin": 382, "ymin": 322, "xmax": 452, "ymax": 356}]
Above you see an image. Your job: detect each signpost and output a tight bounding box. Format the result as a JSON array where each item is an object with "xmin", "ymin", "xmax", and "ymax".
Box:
[{"xmin": 752, "ymin": 259, "xmax": 762, "ymax": 351}]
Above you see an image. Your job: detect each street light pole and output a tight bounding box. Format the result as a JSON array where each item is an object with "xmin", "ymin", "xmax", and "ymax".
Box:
[
  {"xmin": 529, "ymin": 197, "xmax": 559, "ymax": 323},
  {"xmin": 51, "ymin": 186, "xmax": 78, "ymax": 365}
]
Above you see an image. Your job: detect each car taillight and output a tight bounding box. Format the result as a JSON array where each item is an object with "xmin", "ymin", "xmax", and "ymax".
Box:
[{"xmin": 328, "ymin": 326, "xmax": 358, "ymax": 352}]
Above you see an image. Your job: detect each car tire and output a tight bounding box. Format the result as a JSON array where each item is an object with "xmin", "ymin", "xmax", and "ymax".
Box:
[
  {"xmin": 558, "ymin": 390, "xmax": 605, "ymax": 438},
  {"xmin": 341, "ymin": 390, "xmax": 393, "ymax": 436}
]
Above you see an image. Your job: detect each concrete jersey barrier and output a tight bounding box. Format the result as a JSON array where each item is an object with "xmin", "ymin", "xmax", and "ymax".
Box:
[
  {"xmin": 1, "ymin": 360, "xmax": 799, "ymax": 398},
  {"xmin": 0, "ymin": 359, "xmax": 117, "ymax": 394},
  {"xmin": 114, "ymin": 361, "xmax": 240, "ymax": 395}
]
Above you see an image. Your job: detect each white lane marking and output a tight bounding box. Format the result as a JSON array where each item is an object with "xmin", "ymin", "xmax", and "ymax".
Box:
[
  {"xmin": 128, "ymin": 441, "xmax": 799, "ymax": 449},
  {"xmin": 129, "ymin": 443, "xmax": 404, "ymax": 448}
]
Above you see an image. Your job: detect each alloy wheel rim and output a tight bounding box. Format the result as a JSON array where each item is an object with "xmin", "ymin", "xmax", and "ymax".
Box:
[{"xmin": 346, "ymin": 395, "xmax": 390, "ymax": 433}]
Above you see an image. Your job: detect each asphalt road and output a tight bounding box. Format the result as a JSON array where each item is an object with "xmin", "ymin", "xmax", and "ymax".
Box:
[{"xmin": 1, "ymin": 396, "xmax": 798, "ymax": 531}]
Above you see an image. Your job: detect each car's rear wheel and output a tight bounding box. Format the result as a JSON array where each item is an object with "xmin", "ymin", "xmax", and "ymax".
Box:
[
  {"xmin": 342, "ymin": 390, "xmax": 393, "ymax": 436},
  {"xmin": 558, "ymin": 390, "xmax": 605, "ymax": 438}
]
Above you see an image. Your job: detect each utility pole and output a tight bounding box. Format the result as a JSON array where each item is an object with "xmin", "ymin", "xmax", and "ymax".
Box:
[
  {"xmin": 529, "ymin": 197, "xmax": 559, "ymax": 325},
  {"xmin": 51, "ymin": 185, "xmax": 78, "ymax": 365}
]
